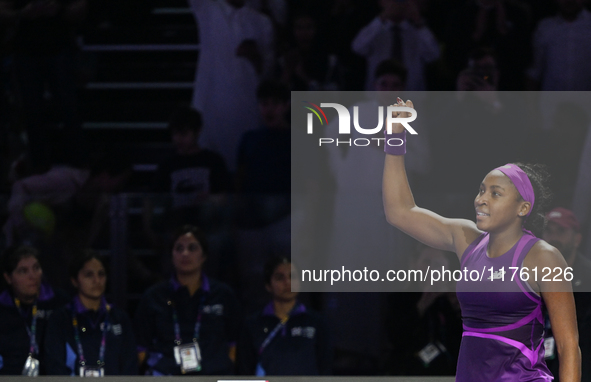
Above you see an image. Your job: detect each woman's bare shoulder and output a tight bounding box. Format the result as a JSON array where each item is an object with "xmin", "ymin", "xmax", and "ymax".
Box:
[
  {"xmin": 450, "ymin": 219, "xmax": 483, "ymax": 259},
  {"xmin": 525, "ymin": 239, "xmax": 567, "ymax": 268}
]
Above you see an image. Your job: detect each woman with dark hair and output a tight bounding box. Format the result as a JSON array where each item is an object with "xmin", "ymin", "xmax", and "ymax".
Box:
[
  {"xmin": 383, "ymin": 98, "xmax": 580, "ymax": 381},
  {"xmin": 0, "ymin": 245, "xmax": 68, "ymax": 375},
  {"xmin": 44, "ymin": 251, "xmax": 137, "ymax": 376},
  {"xmin": 134, "ymin": 225, "xmax": 240, "ymax": 375},
  {"xmin": 236, "ymin": 256, "xmax": 332, "ymax": 376}
]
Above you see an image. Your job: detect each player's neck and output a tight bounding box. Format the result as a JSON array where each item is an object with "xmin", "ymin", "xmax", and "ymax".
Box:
[{"xmin": 487, "ymin": 228, "xmax": 524, "ymax": 258}]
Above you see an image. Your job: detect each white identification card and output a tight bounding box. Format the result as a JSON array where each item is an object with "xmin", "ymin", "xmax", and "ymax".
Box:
[
  {"xmin": 174, "ymin": 343, "xmax": 202, "ymax": 373},
  {"xmin": 418, "ymin": 342, "xmax": 441, "ymax": 366},
  {"xmin": 22, "ymin": 356, "xmax": 40, "ymax": 376},
  {"xmin": 544, "ymin": 337, "xmax": 556, "ymax": 359},
  {"xmin": 79, "ymin": 366, "xmax": 105, "ymax": 377}
]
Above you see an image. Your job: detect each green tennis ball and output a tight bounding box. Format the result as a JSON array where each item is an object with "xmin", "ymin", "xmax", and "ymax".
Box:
[{"xmin": 23, "ymin": 202, "xmax": 56, "ymax": 236}]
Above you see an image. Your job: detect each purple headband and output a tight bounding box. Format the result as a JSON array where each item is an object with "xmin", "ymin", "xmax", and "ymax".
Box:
[{"xmin": 494, "ymin": 163, "xmax": 535, "ymax": 217}]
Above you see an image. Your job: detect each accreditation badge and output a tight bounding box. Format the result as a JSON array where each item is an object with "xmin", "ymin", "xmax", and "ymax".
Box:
[
  {"xmin": 79, "ymin": 366, "xmax": 105, "ymax": 377},
  {"xmin": 174, "ymin": 342, "xmax": 202, "ymax": 374},
  {"xmin": 417, "ymin": 342, "xmax": 442, "ymax": 367},
  {"xmin": 22, "ymin": 355, "xmax": 40, "ymax": 376},
  {"xmin": 544, "ymin": 337, "xmax": 556, "ymax": 360}
]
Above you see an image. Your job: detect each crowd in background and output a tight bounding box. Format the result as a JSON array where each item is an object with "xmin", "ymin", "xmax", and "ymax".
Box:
[{"xmin": 0, "ymin": 0, "xmax": 591, "ymax": 378}]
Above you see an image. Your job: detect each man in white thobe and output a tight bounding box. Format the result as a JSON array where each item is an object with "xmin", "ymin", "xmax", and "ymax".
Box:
[{"xmin": 188, "ymin": 0, "xmax": 274, "ymax": 172}]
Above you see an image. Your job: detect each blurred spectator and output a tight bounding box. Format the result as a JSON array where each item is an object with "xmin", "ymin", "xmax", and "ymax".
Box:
[
  {"xmin": 531, "ymin": 102, "xmax": 589, "ymax": 207},
  {"xmin": 280, "ymin": 13, "xmax": 337, "ymax": 91},
  {"xmin": 542, "ymin": 208, "xmax": 591, "ymax": 381},
  {"xmin": 145, "ymin": 107, "xmax": 232, "ymax": 282},
  {"xmin": 0, "ymin": 0, "xmax": 87, "ymax": 167},
  {"xmin": 4, "ymin": 153, "xmax": 130, "ymax": 246},
  {"xmin": 2, "ymin": 153, "xmax": 131, "ymax": 288},
  {"xmin": 234, "ymin": 80, "xmax": 290, "ymax": 314},
  {"xmin": 0, "ymin": 245, "xmax": 69, "ymax": 375},
  {"xmin": 134, "ymin": 225, "xmax": 240, "ymax": 376},
  {"xmin": 351, "ymin": 0, "xmax": 439, "ymax": 90},
  {"xmin": 236, "ymin": 256, "xmax": 332, "ymax": 375},
  {"xmin": 425, "ymin": 47, "xmax": 527, "ymax": 218},
  {"xmin": 572, "ymin": 119, "xmax": 591, "ymax": 253},
  {"xmin": 455, "ymin": 46, "xmax": 500, "ymax": 92},
  {"xmin": 152, "ymin": 107, "xmax": 230, "ymax": 209},
  {"xmin": 374, "ymin": 58, "xmax": 406, "ymax": 91},
  {"xmin": 188, "ymin": 0, "xmax": 274, "ymax": 173},
  {"xmin": 324, "ymin": 0, "xmax": 372, "ymax": 90},
  {"xmin": 443, "ymin": 0, "xmax": 532, "ymax": 90},
  {"xmin": 236, "ymin": 79, "xmax": 290, "ymax": 196},
  {"xmin": 526, "ymin": 0, "xmax": 591, "ymax": 90},
  {"xmin": 44, "ymin": 252, "xmax": 138, "ymax": 376}
]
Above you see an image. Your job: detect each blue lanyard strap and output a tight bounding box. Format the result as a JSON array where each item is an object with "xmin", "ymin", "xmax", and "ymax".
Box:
[
  {"xmin": 14, "ymin": 298, "xmax": 38, "ymax": 356},
  {"xmin": 72, "ymin": 304, "xmax": 111, "ymax": 367},
  {"xmin": 257, "ymin": 304, "xmax": 298, "ymax": 356},
  {"xmin": 170, "ymin": 292, "xmax": 206, "ymax": 345}
]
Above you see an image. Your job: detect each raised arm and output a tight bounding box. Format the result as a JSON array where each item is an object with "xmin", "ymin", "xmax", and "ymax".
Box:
[{"xmin": 382, "ymin": 99, "xmax": 481, "ymax": 258}]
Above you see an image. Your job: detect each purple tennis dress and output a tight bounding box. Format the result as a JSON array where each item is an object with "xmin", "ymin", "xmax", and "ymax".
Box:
[{"xmin": 456, "ymin": 232, "xmax": 553, "ymax": 381}]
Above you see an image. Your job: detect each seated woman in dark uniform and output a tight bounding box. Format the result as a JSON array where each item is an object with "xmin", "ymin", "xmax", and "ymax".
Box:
[
  {"xmin": 236, "ymin": 256, "xmax": 332, "ymax": 375},
  {"xmin": 0, "ymin": 245, "xmax": 68, "ymax": 375},
  {"xmin": 44, "ymin": 251, "xmax": 138, "ymax": 376},
  {"xmin": 134, "ymin": 224, "xmax": 240, "ymax": 375}
]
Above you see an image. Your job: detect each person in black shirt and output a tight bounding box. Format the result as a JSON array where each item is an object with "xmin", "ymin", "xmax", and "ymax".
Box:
[
  {"xmin": 152, "ymin": 107, "xmax": 230, "ymax": 206},
  {"xmin": 234, "ymin": 81, "xmax": 291, "ymax": 313},
  {"xmin": 0, "ymin": 245, "xmax": 68, "ymax": 375},
  {"xmin": 44, "ymin": 251, "xmax": 138, "ymax": 376},
  {"xmin": 146, "ymin": 108, "xmax": 231, "ymax": 281},
  {"xmin": 236, "ymin": 80, "xmax": 290, "ymax": 196},
  {"xmin": 134, "ymin": 225, "xmax": 240, "ymax": 375},
  {"xmin": 236, "ymin": 256, "xmax": 332, "ymax": 375}
]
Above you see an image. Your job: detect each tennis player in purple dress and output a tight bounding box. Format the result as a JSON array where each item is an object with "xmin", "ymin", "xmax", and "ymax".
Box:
[{"xmin": 382, "ymin": 98, "xmax": 580, "ymax": 381}]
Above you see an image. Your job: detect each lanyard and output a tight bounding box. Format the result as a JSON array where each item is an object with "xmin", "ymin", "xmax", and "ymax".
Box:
[
  {"xmin": 170, "ymin": 292, "xmax": 206, "ymax": 345},
  {"xmin": 258, "ymin": 304, "xmax": 298, "ymax": 356},
  {"xmin": 14, "ymin": 298, "xmax": 38, "ymax": 356},
  {"xmin": 72, "ymin": 304, "xmax": 111, "ymax": 368}
]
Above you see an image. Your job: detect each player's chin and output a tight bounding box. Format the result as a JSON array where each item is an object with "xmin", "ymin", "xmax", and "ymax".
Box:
[{"xmin": 475, "ymin": 220, "xmax": 490, "ymax": 231}]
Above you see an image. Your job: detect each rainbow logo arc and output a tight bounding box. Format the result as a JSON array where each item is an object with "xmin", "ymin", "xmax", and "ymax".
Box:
[{"xmin": 302, "ymin": 101, "xmax": 328, "ymax": 125}]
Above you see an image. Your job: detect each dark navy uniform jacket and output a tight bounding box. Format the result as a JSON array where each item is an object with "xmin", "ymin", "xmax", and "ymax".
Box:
[
  {"xmin": 0, "ymin": 283, "xmax": 69, "ymax": 375},
  {"xmin": 236, "ymin": 302, "xmax": 332, "ymax": 375},
  {"xmin": 134, "ymin": 275, "xmax": 240, "ymax": 375},
  {"xmin": 44, "ymin": 296, "xmax": 138, "ymax": 375}
]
